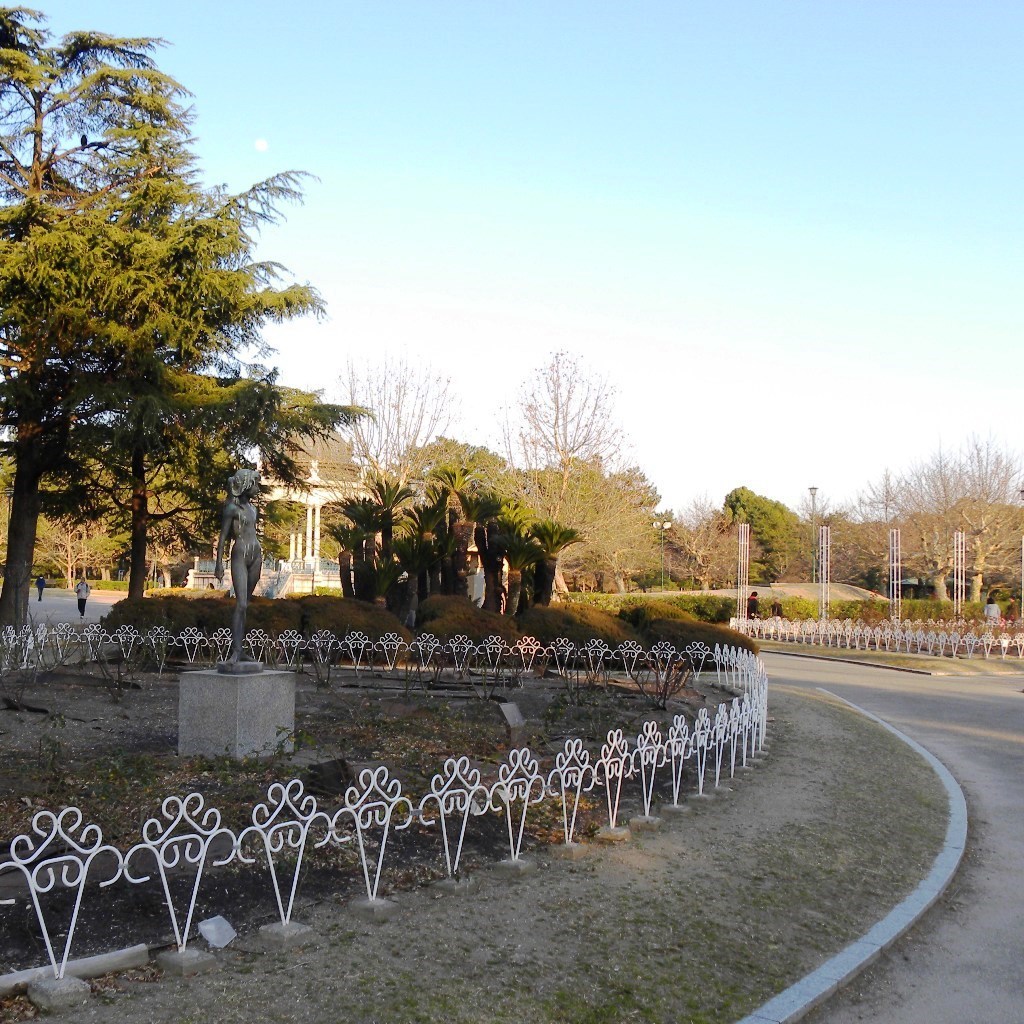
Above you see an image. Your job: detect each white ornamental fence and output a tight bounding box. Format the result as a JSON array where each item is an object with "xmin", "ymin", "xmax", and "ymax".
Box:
[
  {"xmin": 1, "ymin": 647, "xmax": 768, "ymax": 985},
  {"xmin": 733, "ymin": 616, "xmax": 1024, "ymax": 660},
  {"xmin": 0, "ymin": 622, "xmax": 752, "ymax": 695}
]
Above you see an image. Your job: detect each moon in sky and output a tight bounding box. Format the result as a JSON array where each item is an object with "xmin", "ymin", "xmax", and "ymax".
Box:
[{"xmin": 254, "ymin": 138, "xmax": 269, "ymax": 152}]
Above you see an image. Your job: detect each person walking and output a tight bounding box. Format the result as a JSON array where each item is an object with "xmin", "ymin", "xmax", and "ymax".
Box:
[
  {"xmin": 35, "ymin": 575, "xmax": 45, "ymax": 602},
  {"xmin": 75, "ymin": 577, "xmax": 91, "ymax": 621},
  {"xmin": 746, "ymin": 590, "xmax": 760, "ymax": 619}
]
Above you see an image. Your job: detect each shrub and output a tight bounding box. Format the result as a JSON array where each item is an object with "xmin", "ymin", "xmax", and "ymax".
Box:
[
  {"xmin": 516, "ymin": 605, "xmax": 641, "ymax": 647},
  {"xmin": 292, "ymin": 596, "xmax": 411, "ymax": 641},
  {"xmin": 102, "ymin": 594, "xmax": 234, "ymax": 632},
  {"xmin": 642, "ymin": 617, "xmax": 758, "ymax": 655},
  {"xmin": 416, "ymin": 595, "xmax": 521, "ymax": 643},
  {"xmin": 563, "ymin": 592, "xmax": 735, "ymax": 624}
]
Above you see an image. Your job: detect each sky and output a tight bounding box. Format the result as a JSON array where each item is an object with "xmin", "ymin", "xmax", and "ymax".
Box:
[{"xmin": 38, "ymin": 1, "xmax": 1024, "ymax": 516}]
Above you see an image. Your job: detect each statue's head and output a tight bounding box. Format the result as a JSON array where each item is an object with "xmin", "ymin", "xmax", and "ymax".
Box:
[{"xmin": 228, "ymin": 468, "xmax": 260, "ymax": 498}]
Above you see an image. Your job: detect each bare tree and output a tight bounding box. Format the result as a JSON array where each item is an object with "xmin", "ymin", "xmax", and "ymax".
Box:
[
  {"xmin": 862, "ymin": 439, "xmax": 1023, "ymax": 601},
  {"xmin": 672, "ymin": 495, "xmax": 734, "ymax": 589},
  {"xmin": 340, "ymin": 357, "xmax": 453, "ymax": 484},
  {"xmin": 505, "ymin": 352, "xmax": 623, "ymax": 522}
]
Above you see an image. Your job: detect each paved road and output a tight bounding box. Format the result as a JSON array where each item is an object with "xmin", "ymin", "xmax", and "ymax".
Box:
[
  {"xmin": 26, "ymin": 587, "xmax": 125, "ymax": 626},
  {"xmin": 762, "ymin": 653, "xmax": 1024, "ymax": 1024}
]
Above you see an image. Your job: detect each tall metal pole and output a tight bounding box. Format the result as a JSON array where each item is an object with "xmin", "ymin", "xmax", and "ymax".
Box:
[
  {"xmin": 808, "ymin": 486, "xmax": 818, "ymax": 584},
  {"xmin": 889, "ymin": 528, "xmax": 902, "ymax": 624},
  {"xmin": 818, "ymin": 525, "xmax": 831, "ymax": 620},
  {"xmin": 950, "ymin": 532, "xmax": 958, "ymax": 618},
  {"xmin": 737, "ymin": 523, "xmax": 750, "ymax": 621},
  {"xmin": 653, "ymin": 520, "xmax": 671, "ymax": 591}
]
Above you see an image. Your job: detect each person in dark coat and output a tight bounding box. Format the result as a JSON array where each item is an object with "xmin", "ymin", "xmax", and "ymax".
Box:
[{"xmin": 746, "ymin": 591, "xmax": 760, "ymax": 619}]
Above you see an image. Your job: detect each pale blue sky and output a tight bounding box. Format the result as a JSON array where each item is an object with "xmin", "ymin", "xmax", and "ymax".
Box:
[{"xmin": 40, "ymin": 1, "xmax": 1024, "ymax": 514}]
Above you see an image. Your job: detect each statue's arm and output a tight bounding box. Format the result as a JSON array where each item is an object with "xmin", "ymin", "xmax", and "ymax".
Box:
[{"xmin": 214, "ymin": 501, "xmax": 235, "ymax": 582}]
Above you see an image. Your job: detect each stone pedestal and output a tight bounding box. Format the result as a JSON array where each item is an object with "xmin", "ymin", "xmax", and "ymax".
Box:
[{"xmin": 179, "ymin": 669, "xmax": 295, "ymax": 759}]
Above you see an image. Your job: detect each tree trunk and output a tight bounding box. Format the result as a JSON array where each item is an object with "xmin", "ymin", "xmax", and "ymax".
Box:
[
  {"xmin": 338, "ymin": 551, "xmax": 355, "ymax": 599},
  {"xmin": 505, "ymin": 568, "xmax": 523, "ymax": 617},
  {"xmin": 535, "ymin": 558, "xmax": 557, "ymax": 606},
  {"xmin": 128, "ymin": 445, "xmax": 149, "ymax": 599},
  {"xmin": 452, "ymin": 520, "xmax": 473, "ymax": 598},
  {"xmin": 0, "ymin": 435, "xmax": 44, "ymax": 628},
  {"xmin": 932, "ymin": 573, "xmax": 949, "ymax": 601},
  {"xmin": 479, "ymin": 523, "xmax": 507, "ymax": 613},
  {"xmin": 969, "ymin": 573, "xmax": 983, "ymax": 604},
  {"xmin": 554, "ymin": 564, "xmax": 569, "ymax": 594}
]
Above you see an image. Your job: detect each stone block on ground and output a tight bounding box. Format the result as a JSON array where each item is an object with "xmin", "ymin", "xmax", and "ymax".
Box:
[
  {"xmin": 595, "ymin": 825, "xmax": 631, "ymax": 843},
  {"xmin": 549, "ymin": 841, "xmax": 588, "ymax": 861},
  {"xmin": 629, "ymin": 814, "xmax": 664, "ymax": 833},
  {"xmin": 432, "ymin": 876, "xmax": 478, "ymax": 895},
  {"xmin": 492, "ymin": 857, "xmax": 536, "ymax": 878},
  {"xmin": 348, "ymin": 897, "xmax": 399, "ymax": 921},
  {"xmin": 258, "ymin": 921, "xmax": 315, "ymax": 952},
  {"xmin": 155, "ymin": 948, "xmax": 218, "ymax": 976},
  {"xmin": 660, "ymin": 802, "xmax": 691, "ymax": 816},
  {"xmin": 26, "ymin": 976, "xmax": 91, "ymax": 1013}
]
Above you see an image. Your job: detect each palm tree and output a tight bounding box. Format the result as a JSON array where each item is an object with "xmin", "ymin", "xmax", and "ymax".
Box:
[
  {"xmin": 406, "ymin": 497, "xmax": 448, "ymax": 601},
  {"xmin": 365, "ymin": 473, "xmax": 415, "ymax": 564},
  {"xmin": 459, "ymin": 492, "xmax": 504, "ymax": 609},
  {"xmin": 429, "ymin": 466, "xmax": 474, "ymax": 596},
  {"xmin": 393, "ymin": 534, "xmax": 438, "ymax": 627},
  {"xmin": 530, "ymin": 520, "xmax": 581, "ymax": 606},
  {"xmin": 500, "ymin": 532, "xmax": 543, "ymax": 616},
  {"xmin": 337, "ymin": 497, "xmax": 385, "ymax": 602}
]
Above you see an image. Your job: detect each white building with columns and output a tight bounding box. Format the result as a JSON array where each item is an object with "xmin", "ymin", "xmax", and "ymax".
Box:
[{"xmin": 264, "ymin": 435, "xmax": 364, "ymax": 583}]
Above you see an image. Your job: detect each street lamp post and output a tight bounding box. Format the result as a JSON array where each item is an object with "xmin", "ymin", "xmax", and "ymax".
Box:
[
  {"xmin": 653, "ymin": 520, "xmax": 672, "ymax": 591},
  {"xmin": 1011, "ymin": 489, "xmax": 1019, "ymax": 622},
  {"xmin": 808, "ymin": 486, "xmax": 818, "ymax": 584}
]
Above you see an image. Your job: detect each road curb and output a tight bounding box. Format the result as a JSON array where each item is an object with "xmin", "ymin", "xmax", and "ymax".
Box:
[
  {"xmin": 735, "ymin": 689, "xmax": 968, "ymax": 1024},
  {"xmin": 758, "ymin": 648, "xmax": 937, "ymax": 675}
]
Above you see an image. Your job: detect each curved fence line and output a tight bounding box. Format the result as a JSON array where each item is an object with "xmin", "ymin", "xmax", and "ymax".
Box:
[
  {"xmin": 1, "ymin": 646, "xmax": 768, "ymax": 984},
  {"xmin": 733, "ymin": 616, "xmax": 1024, "ymax": 659},
  {"xmin": 0, "ymin": 622, "xmax": 757, "ymax": 690}
]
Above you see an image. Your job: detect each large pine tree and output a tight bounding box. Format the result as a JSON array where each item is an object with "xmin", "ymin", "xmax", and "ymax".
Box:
[{"xmin": 0, "ymin": 8, "xmax": 346, "ymax": 620}]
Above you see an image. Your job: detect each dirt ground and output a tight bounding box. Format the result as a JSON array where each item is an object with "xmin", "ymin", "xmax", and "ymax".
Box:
[{"xmin": 0, "ymin": 668, "xmax": 948, "ymax": 1024}]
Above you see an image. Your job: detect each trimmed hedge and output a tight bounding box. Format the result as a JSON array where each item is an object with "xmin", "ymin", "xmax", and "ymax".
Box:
[
  {"xmin": 101, "ymin": 593, "xmax": 755, "ymax": 655},
  {"xmin": 642, "ymin": 616, "xmax": 758, "ymax": 655},
  {"xmin": 564, "ymin": 592, "xmax": 736, "ymax": 624},
  {"xmin": 515, "ymin": 605, "xmax": 641, "ymax": 647},
  {"xmin": 102, "ymin": 594, "xmax": 410, "ymax": 640},
  {"xmin": 415, "ymin": 595, "xmax": 521, "ymax": 644}
]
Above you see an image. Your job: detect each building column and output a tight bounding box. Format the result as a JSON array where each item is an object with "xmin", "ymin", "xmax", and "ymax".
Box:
[
  {"xmin": 305, "ymin": 503, "xmax": 314, "ymax": 565},
  {"xmin": 289, "ymin": 531, "xmax": 296, "ymax": 562},
  {"xmin": 313, "ymin": 504, "xmax": 322, "ymax": 564}
]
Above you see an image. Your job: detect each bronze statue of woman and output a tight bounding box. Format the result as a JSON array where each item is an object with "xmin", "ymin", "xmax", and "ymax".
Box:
[{"xmin": 215, "ymin": 468, "xmax": 262, "ymax": 667}]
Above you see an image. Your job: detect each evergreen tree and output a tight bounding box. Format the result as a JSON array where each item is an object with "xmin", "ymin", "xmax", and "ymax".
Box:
[{"xmin": 0, "ymin": 9, "xmax": 347, "ymax": 619}]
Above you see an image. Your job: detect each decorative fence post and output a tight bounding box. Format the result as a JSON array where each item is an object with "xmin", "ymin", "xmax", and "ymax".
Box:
[
  {"xmin": 419, "ymin": 756, "xmax": 489, "ymax": 887},
  {"xmin": 331, "ymin": 766, "xmax": 413, "ymax": 916},
  {"xmin": 546, "ymin": 739, "xmax": 595, "ymax": 853},
  {"xmin": 489, "ymin": 747, "xmax": 546, "ymax": 874},
  {"xmin": 0, "ymin": 807, "xmax": 123, "ymax": 991},
  {"xmin": 236, "ymin": 779, "xmax": 330, "ymax": 948},
  {"xmin": 123, "ymin": 793, "xmax": 236, "ymax": 972}
]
